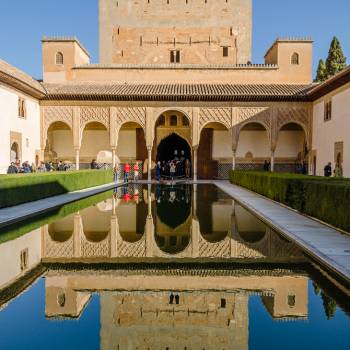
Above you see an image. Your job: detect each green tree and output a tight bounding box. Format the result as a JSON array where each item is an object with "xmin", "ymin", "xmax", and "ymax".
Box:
[
  {"xmin": 325, "ymin": 36, "xmax": 347, "ymax": 77},
  {"xmin": 315, "ymin": 59, "xmax": 328, "ymax": 82},
  {"xmin": 321, "ymin": 292, "xmax": 337, "ymax": 320}
]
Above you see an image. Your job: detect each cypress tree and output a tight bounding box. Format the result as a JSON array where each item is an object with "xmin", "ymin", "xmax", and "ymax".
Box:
[
  {"xmin": 325, "ymin": 36, "xmax": 347, "ymax": 77},
  {"xmin": 315, "ymin": 59, "xmax": 328, "ymax": 82}
]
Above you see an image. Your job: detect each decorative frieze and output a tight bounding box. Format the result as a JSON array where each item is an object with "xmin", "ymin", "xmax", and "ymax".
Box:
[{"xmin": 199, "ymin": 108, "xmax": 232, "ymax": 130}]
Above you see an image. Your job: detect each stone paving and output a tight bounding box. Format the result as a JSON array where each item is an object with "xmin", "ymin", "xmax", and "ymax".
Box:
[{"xmin": 214, "ymin": 181, "xmax": 350, "ymax": 283}]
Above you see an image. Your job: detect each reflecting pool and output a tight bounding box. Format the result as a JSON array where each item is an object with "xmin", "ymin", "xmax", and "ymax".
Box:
[{"xmin": 0, "ymin": 184, "xmax": 349, "ymax": 349}]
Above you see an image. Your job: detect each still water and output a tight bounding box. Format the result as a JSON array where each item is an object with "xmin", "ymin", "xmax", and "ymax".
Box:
[{"xmin": 0, "ymin": 184, "xmax": 349, "ymax": 349}]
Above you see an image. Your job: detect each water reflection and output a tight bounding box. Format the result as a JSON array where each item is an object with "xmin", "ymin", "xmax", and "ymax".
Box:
[
  {"xmin": 1, "ymin": 185, "xmax": 350, "ymax": 350},
  {"xmin": 41, "ymin": 184, "xmax": 304, "ymax": 261}
]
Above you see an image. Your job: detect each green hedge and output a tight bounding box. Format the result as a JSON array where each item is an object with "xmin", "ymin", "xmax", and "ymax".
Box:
[
  {"xmin": 0, "ymin": 170, "xmax": 113, "ymax": 209},
  {"xmin": 230, "ymin": 170, "xmax": 350, "ymax": 232}
]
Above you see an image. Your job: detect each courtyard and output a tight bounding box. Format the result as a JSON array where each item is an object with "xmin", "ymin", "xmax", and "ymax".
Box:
[{"xmin": 1, "ymin": 0, "xmax": 350, "ymax": 349}]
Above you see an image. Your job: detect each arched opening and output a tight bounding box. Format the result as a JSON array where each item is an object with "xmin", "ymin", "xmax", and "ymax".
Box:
[
  {"xmin": 80, "ymin": 204, "xmax": 111, "ymax": 243},
  {"xmin": 275, "ymin": 122, "xmax": 307, "ymax": 173},
  {"xmin": 45, "ymin": 121, "xmax": 74, "ymax": 166},
  {"xmin": 236, "ymin": 122, "xmax": 270, "ymax": 171},
  {"xmin": 81, "ymin": 122, "xmax": 110, "ymax": 169},
  {"xmin": 153, "ymin": 111, "xmax": 191, "ymax": 178},
  {"xmin": 117, "ymin": 122, "xmax": 147, "ymax": 179},
  {"xmin": 291, "ymin": 52, "xmax": 299, "ymax": 65},
  {"xmin": 48, "ymin": 215, "xmax": 74, "ymax": 243},
  {"xmin": 198, "ymin": 122, "xmax": 230, "ymax": 179},
  {"xmin": 10, "ymin": 142, "xmax": 19, "ymax": 162},
  {"xmin": 235, "ymin": 205, "xmax": 266, "ymax": 244},
  {"xmin": 56, "ymin": 52, "xmax": 64, "ymax": 65},
  {"xmin": 117, "ymin": 196, "xmax": 148, "ymax": 243},
  {"xmin": 153, "ymin": 185, "xmax": 191, "ymax": 255}
]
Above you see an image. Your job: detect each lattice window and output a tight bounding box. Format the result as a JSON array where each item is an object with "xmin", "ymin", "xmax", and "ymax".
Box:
[
  {"xmin": 291, "ymin": 52, "xmax": 299, "ymax": 65},
  {"xmin": 324, "ymin": 99, "xmax": 332, "ymax": 121},
  {"xmin": 55, "ymin": 52, "xmax": 64, "ymax": 65}
]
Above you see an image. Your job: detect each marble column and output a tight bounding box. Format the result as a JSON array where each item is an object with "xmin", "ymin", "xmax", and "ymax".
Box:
[
  {"xmin": 75, "ymin": 148, "xmax": 80, "ymax": 170},
  {"xmin": 147, "ymin": 146, "xmax": 152, "ymax": 181},
  {"xmin": 193, "ymin": 147, "xmax": 198, "ymax": 181},
  {"xmin": 270, "ymin": 149, "xmax": 275, "ymax": 172}
]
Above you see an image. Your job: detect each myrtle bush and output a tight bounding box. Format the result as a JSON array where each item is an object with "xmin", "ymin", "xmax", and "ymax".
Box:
[
  {"xmin": 0, "ymin": 170, "xmax": 113, "ymax": 208},
  {"xmin": 230, "ymin": 170, "xmax": 350, "ymax": 232}
]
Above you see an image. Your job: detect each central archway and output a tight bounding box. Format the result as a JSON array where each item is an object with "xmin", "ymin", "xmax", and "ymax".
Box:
[{"xmin": 157, "ymin": 133, "xmax": 191, "ymax": 163}]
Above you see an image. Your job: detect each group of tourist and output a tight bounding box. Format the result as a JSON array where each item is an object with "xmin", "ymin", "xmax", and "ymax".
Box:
[
  {"xmin": 155, "ymin": 150, "xmax": 191, "ymax": 181},
  {"xmin": 7, "ymin": 160, "xmax": 34, "ymax": 174},
  {"xmin": 324, "ymin": 162, "xmax": 343, "ymax": 178},
  {"xmin": 6, "ymin": 159, "xmax": 73, "ymax": 174}
]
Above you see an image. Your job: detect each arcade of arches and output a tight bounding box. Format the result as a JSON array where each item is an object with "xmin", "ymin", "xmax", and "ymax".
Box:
[{"xmin": 41, "ymin": 104, "xmax": 311, "ymax": 179}]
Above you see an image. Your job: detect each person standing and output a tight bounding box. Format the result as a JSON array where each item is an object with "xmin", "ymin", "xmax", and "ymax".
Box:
[
  {"xmin": 124, "ymin": 162, "xmax": 130, "ymax": 183},
  {"xmin": 133, "ymin": 162, "xmax": 139, "ymax": 181},
  {"xmin": 7, "ymin": 162, "xmax": 18, "ymax": 174},
  {"xmin": 155, "ymin": 161, "xmax": 161, "ymax": 181},
  {"xmin": 170, "ymin": 162, "xmax": 176, "ymax": 181},
  {"xmin": 324, "ymin": 162, "xmax": 332, "ymax": 177},
  {"xmin": 185, "ymin": 159, "xmax": 191, "ymax": 178}
]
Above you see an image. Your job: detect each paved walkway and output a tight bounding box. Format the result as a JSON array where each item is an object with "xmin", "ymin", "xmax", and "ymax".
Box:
[
  {"xmin": 0, "ymin": 182, "xmax": 121, "ymax": 228},
  {"xmin": 214, "ymin": 181, "xmax": 350, "ymax": 283}
]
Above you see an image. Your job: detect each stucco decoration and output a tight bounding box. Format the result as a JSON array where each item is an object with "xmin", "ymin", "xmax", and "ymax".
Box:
[
  {"xmin": 199, "ymin": 108, "xmax": 232, "ymax": 131},
  {"xmin": 276, "ymin": 107, "xmax": 311, "ymax": 147},
  {"xmin": 43, "ymin": 105, "xmax": 74, "ymax": 133},
  {"xmin": 153, "ymin": 107, "xmax": 193, "ymax": 126},
  {"xmin": 80, "ymin": 106, "xmax": 110, "ymax": 133},
  {"xmin": 117, "ymin": 236, "xmax": 146, "ymax": 257},
  {"xmin": 81, "ymin": 233, "xmax": 110, "ymax": 257},
  {"xmin": 232, "ymin": 107, "xmax": 271, "ymax": 151},
  {"xmin": 115, "ymin": 107, "xmax": 146, "ymax": 131},
  {"xmin": 198, "ymin": 236, "xmax": 231, "ymax": 258}
]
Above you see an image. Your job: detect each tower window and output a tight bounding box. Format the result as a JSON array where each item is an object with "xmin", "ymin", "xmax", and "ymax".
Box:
[
  {"xmin": 291, "ymin": 52, "xmax": 299, "ymax": 65},
  {"xmin": 324, "ymin": 99, "xmax": 332, "ymax": 121},
  {"xmin": 223, "ymin": 47, "xmax": 229, "ymax": 57},
  {"xmin": 170, "ymin": 50, "xmax": 180, "ymax": 63},
  {"xmin": 56, "ymin": 52, "xmax": 64, "ymax": 65}
]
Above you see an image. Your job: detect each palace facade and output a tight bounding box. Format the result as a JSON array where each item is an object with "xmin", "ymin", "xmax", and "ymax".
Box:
[{"xmin": 1, "ymin": 0, "xmax": 349, "ymax": 177}]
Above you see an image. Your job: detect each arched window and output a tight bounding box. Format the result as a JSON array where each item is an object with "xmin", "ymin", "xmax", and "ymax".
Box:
[
  {"xmin": 55, "ymin": 52, "xmax": 64, "ymax": 65},
  {"xmin": 291, "ymin": 52, "xmax": 299, "ymax": 65}
]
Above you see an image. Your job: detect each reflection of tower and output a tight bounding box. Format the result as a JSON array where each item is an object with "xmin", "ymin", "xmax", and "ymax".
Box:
[{"xmin": 100, "ymin": 291, "xmax": 249, "ymax": 350}]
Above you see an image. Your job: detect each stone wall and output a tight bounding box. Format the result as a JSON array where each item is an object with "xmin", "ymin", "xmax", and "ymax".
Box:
[{"xmin": 99, "ymin": 0, "xmax": 252, "ymax": 65}]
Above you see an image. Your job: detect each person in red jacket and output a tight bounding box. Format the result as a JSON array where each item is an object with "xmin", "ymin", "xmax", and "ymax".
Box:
[{"xmin": 124, "ymin": 163, "xmax": 130, "ymax": 182}]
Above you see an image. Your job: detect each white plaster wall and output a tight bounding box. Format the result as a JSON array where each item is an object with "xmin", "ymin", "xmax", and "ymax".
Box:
[
  {"xmin": 51, "ymin": 130, "xmax": 74, "ymax": 159},
  {"xmin": 212, "ymin": 130, "xmax": 232, "ymax": 159},
  {"xmin": 312, "ymin": 86, "xmax": 350, "ymax": 177},
  {"xmin": 117, "ymin": 205, "xmax": 137, "ymax": 232},
  {"xmin": 275, "ymin": 131, "xmax": 304, "ymax": 158},
  {"xmin": 0, "ymin": 84, "xmax": 40, "ymax": 173},
  {"xmin": 81, "ymin": 206, "xmax": 111, "ymax": 232},
  {"xmin": 80, "ymin": 130, "xmax": 110, "ymax": 160},
  {"xmin": 117, "ymin": 130, "xmax": 137, "ymax": 159},
  {"xmin": 0, "ymin": 228, "xmax": 41, "ymax": 289},
  {"xmin": 212, "ymin": 204, "xmax": 232, "ymax": 232},
  {"xmin": 236, "ymin": 131, "xmax": 270, "ymax": 158}
]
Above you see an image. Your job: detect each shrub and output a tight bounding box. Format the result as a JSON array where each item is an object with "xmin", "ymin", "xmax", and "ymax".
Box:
[
  {"xmin": 0, "ymin": 170, "xmax": 113, "ymax": 208},
  {"xmin": 230, "ymin": 170, "xmax": 350, "ymax": 232}
]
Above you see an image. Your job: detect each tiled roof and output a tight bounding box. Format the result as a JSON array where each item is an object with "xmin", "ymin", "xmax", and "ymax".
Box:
[
  {"xmin": 308, "ymin": 65, "xmax": 350, "ymax": 100},
  {"xmin": 42, "ymin": 83, "xmax": 314, "ymax": 102},
  {"xmin": 0, "ymin": 59, "xmax": 45, "ymax": 97}
]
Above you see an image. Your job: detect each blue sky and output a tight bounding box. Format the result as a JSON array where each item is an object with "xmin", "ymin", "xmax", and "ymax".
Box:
[{"xmin": 0, "ymin": 0, "xmax": 348, "ymax": 79}]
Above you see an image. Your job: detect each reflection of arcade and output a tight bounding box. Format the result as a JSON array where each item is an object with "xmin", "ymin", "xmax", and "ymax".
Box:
[
  {"xmin": 44, "ymin": 268, "xmax": 309, "ymax": 349},
  {"xmin": 153, "ymin": 185, "xmax": 192, "ymax": 254},
  {"xmin": 42, "ymin": 185, "xmax": 305, "ymax": 261}
]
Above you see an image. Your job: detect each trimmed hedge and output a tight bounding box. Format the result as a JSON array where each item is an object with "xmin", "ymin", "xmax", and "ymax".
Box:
[
  {"xmin": 0, "ymin": 189, "xmax": 114, "ymax": 244},
  {"xmin": 230, "ymin": 170, "xmax": 350, "ymax": 232},
  {"xmin": 0, "ymin": 170, "xmax": 113, "ymax": 209}
]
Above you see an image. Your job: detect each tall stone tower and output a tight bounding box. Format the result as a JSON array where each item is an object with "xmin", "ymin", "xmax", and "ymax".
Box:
[{"xmin": 99, "ymin": 0, "xmax": 252, "ymax": 65}]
